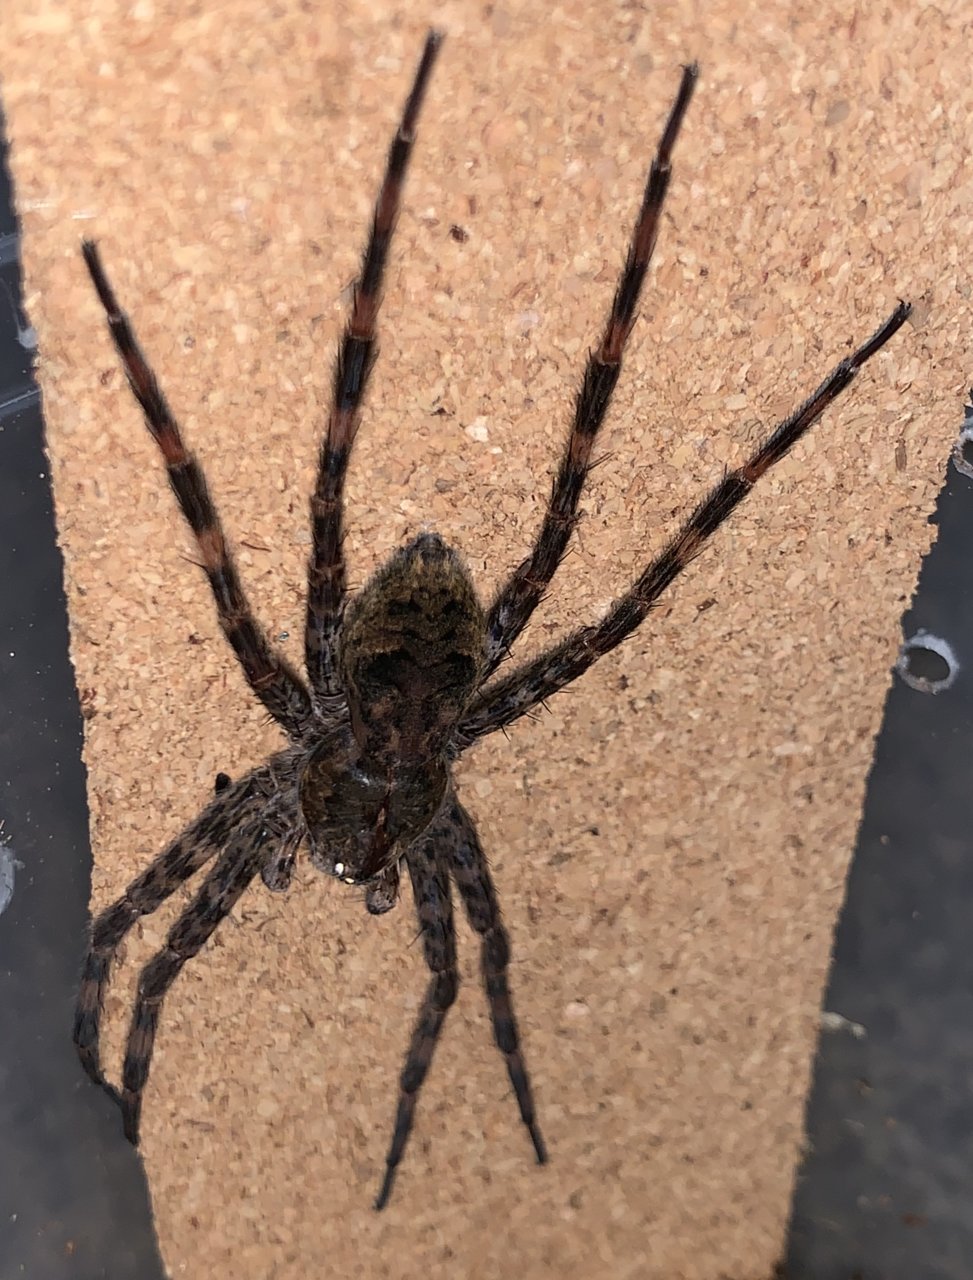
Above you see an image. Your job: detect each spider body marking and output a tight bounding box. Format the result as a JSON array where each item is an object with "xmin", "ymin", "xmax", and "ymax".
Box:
[
  {"xmin": 74, "ymin": 30, "xmax": 910, "ymax": 1211},
  {"xmin": 302, "ymin": 532, "xmax": 481, "ymax": 903}
]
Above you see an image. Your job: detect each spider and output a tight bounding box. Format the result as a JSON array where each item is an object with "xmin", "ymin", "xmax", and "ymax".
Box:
[{"xmin": 74, "ymin": 30, "xmax": 910, "ymax": 1211}]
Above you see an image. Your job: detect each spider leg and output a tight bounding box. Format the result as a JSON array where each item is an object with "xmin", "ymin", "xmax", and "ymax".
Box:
[
  {"xmin": 442, "ymin": 796, "xmax": 546, "ymax": 1164},
  {"xmin": 458, "ymin": 302, "xmax": 912, "ymax": 743},
  {"xmin": 214, "ymin": 770, "xmax": 299, "ymax": 891},
  {"xmin": 482, "ymin": 64, "xmax": 698, "ymax": 677},
  {"xmin": 305, "ymin": 31, "xmax": 443, "ymax": 703},
  {"xmin": 260, "ymin": 839, "xmax": 300, "ymax": 893},
  {"xmin": 375, "ymin": 831, "xmax": 457, "ymax": 1210},
  {"xmin": 118, "ymin": 816, "xmax": 278, "ymax": 1144},
  {"xmin": 81, "ymin": 241, "xmax": 314, "ymax": 742},
  {"xmin": 73, "ymin": 768, "xmax": 270, "ymax": 1089}
]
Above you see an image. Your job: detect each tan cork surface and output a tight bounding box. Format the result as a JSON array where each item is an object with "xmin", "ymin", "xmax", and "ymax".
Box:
[{"xmin": 3, "ymin": 1, "xmax": 967, "ymax": 1276}]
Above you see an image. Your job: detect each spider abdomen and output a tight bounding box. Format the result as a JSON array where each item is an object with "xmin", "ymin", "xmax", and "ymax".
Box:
[{"xmin": 341, "ymin": 532, "xmax": 485, "ymax": 760}]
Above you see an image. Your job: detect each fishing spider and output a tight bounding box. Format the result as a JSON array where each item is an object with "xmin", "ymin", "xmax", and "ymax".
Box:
[{"xmin": 74, "ymin": 31, "xmax": 910, "ymax": 1210}]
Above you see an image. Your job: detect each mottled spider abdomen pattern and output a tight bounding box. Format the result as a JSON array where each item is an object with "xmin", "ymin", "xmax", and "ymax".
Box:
[
  {"xmin": 75, "ymin": 30, "xmax": 909, "ymax": 1211},
  {"xmin": 340, "ymin": 532, "xmax": 486, "ymax": 761}
]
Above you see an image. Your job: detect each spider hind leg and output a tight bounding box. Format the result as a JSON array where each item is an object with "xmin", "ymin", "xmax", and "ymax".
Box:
[
  {"xmin": 482, "ymin": 63, "xmax": 699, "ymax": 677},
  {"xmin": 305, "ymin": 32, "xmax": 444, "ymax": 701},
  {"xmin": 81, "ymin": 242, "xmax": 314, "ymax": 741},
  {"xmin": 459, "ymin": 300, "xmax": 912, "ymax": 744}
]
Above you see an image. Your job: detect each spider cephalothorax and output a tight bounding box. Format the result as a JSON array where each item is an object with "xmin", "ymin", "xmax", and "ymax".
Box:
[{"xmin": 74, "ymin": 30, "xmax": 909, "ymax": 1210}]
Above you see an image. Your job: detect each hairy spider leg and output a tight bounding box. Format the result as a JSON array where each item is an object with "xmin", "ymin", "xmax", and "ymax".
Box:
[
  {"xmin": 483, "ymin": 64, "xmax": 699, "ymax": 677},
  {"xmin": 376, "ymin": 825, "xmax": 457, "ymax": 1210},
  {"xmin": 117, "ymin": 814, "xmax": 283, "ymax": 1143},
  {"xmin": 73, "ymin": 767, "xmax": 273, "ymax": 1091},
  {"xmin": 460, "ymin": 301, "xmax": 912, "ymax": 743},
  {"xmin": 305, "ymin": 31, "xmax": 444, "ymax": 703},
  {"xmin": 445, "ymin": 799, "xmax": 546, "ymax": 1159},
  {"xmin": 214, "ymin": 771, "xmax": 301, "ymax": 893},
  {"xmin": 375, "ymin": 796, "xmax": 546, "ymax": 1209},
  {"xmin": 81, "ymin": 242, "xmax": 314, "ymax": 740}
]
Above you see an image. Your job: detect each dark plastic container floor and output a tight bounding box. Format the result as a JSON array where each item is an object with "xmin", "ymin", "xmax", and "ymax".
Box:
[
  {"xmin": 783, "ymin": 409, "xmax": 973, "ymax": 1279},
  {"xmin": 0, "ymin": 115, "xmax": 167, "ymax": 1280}
]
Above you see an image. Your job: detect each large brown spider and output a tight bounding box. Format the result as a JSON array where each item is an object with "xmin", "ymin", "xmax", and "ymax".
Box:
[{"xmin": 74, "ymin": 31, "xmax": 909, "ymax": 1210}]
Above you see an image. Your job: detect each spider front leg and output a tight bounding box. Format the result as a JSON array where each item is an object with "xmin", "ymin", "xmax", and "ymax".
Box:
[
  {"xmin": 73, "ymin": 767, "xmax": 271, "ymax": 1089},
  {"xmin": 483, "ymin": 63, "xmax": 698, "ymax": 676},
  {"xmin": 214, "ymin": 769, "xmax": 300, "ymax": 892},
  {"xmin": 117, "ymin": 814, "xmax": 286, "ymax": 1144},
  {"xmin": 443, "ymin": 797, "xmax": 546, "ymax": 1165},
  {"xmin": 375, "ymin": 799, "xmax": 544, "ymax": 1210},
  {"xmin": 376, "ymin": 834, "xmax": 457, "ymax": 1210}
]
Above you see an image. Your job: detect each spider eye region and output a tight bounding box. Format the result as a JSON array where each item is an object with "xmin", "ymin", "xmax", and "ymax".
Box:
[{"xmin": 299, "ymin": 729, "xmax": 447, "ymax": 888}]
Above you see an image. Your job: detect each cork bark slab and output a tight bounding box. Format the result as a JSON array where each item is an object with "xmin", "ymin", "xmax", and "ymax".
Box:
[{"xmin": 3, "ymin": 1, "xmax": 967, "ymax": 1277}]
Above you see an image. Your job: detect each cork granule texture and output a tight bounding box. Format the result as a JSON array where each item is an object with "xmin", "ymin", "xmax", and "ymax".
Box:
[{"xmin": 3, "ymin": 1, "xmax": 968, "ymax": 1277}]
